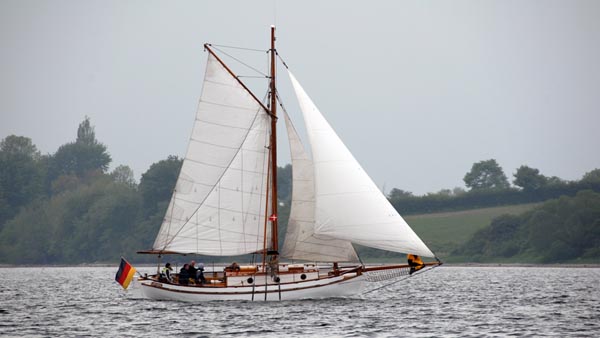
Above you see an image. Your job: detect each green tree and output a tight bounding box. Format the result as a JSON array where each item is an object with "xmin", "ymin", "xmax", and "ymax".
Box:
[
  {"xmin": 513, "ymin": 165, "xmax": 547, "ymax": 191},
  {"xmin": 452, "ymin": 187, "xmax": 467, "ymax": 196},
  {"xmin": 133, "ymin": 156, "xmax": 182, "ymax": 254},
  {"xmin": 0, "ymin": 135, "xmax": 46, "ymax": 225},
  {"xmin": 64, "ymin": 181, "xmax": 140, "ymax": 262},
  {"xmin": 277, "ymin": 164, "xmax": 292, "ymax": 203},
  {"xmin": 49, "ymin": 117, "xmax": 111, "ymax": 180},
  {"xmin": 111, "ymin": 165, "xmax": 136, "ymax": 187},
  {"xmin": 76, "ymin": 116, "xmax": 97, "ymax": 145},
  {"xmin": 581, "ymin": 169, "xmax": 600, "ymax": 184},
  {"xmin": 546, "ymin": 176, "xmax": 566, "ymax": 186},
  {"xmin": 139, "ymin": 156, "xmax": 182, "ymax": 215},
  {"xmin": 1, "ymin": 135, "xmax": 40, "ymax": 158},
  {"xmin": 0, "ymin": 176, "xmax": 141, "ymax": 264},
  {"xmin": 388, "ymin": 188, "xmax": 413, "ymax": 199},
  {"xmin": 434, "ymin": 189, "xmax": 453, "ymax": 196},
  {"xmin": 463, "ymin": 159, "xmax": 510, "ymax": 190},
  {"xmin": 50, "ymin": 174, "xmax": 81, "ymax": 195},
  {"xmin": 0, "ymin": 199, "xmax": 54, "ymax": 263}
]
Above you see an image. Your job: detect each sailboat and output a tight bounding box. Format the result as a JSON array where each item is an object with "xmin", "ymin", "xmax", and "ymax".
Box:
[{"xmin": 136, "ymin": 27, "xmax": 441, "ymax": 301}]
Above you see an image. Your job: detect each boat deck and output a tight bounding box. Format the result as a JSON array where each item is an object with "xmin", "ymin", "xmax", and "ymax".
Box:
[{"xmin": 141, "ymin": 263, "xmax": 362, "ymax": 288}]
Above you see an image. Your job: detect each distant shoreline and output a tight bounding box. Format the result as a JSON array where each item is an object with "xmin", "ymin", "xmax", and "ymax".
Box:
[
  {"xmin": 439, "ymin": 263, "xmax": 600, "ymax": 268},
  {"xmin": 0, "ymin": 263, "xmax": 598, "ymax": 268}
]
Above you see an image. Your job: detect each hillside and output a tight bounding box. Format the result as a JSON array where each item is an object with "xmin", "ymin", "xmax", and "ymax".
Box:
[
  {"xmin": 405, "ymin": 203, "xmax": 539, "ymax": 262},
  {"xmin": 452, "ymin": 190, "xmax": 600, "ymax": 264}
]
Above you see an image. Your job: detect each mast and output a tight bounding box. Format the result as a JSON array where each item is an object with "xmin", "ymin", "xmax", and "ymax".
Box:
[{"xmin": 269, "ymin": 25, "xmax": 279, "ymax": 258}]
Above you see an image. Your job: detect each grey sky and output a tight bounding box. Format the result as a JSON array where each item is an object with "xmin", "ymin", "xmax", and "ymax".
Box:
[{"xmin": 1, "ymin": 1, "xmax": 599, "ymax": 195}]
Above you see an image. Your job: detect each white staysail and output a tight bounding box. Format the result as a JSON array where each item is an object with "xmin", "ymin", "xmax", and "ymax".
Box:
[
  {"xmin": 288, "ymin": 70, "xmax": 435, "ymax": 258},
  {"xmin": 152, "ymin": 54, "xmax": 271, "ymax": 256},
  {"xmin": 281, "ymin": 112, "xmax": 360, "ymax": 262}
]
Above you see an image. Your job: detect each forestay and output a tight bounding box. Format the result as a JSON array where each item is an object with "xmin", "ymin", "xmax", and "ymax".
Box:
[
  {"xmin": 152, "ymin": 54, "xmax": 272, "ymax": 256},
  {"xmin": 281, "ymin": 112, "xmax": 359, "ymax": 262},
  {"xmin": 288, "ymin": 70, "xmax": 435, "ymax": 258}
]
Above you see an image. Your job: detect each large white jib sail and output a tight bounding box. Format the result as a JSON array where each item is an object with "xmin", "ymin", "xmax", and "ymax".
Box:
[
  {"xmin": 287, "ymin": 70, "xmax": 435, "ymax": 258},
  {"xmin": 152, "ymin": 53, "xmax": 272, "ymax": 256}
]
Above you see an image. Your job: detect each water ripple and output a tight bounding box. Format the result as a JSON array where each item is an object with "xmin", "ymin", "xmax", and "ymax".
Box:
[{"xmin": 1, "ymin": 266, "xmax": 598, "ymax": 337}]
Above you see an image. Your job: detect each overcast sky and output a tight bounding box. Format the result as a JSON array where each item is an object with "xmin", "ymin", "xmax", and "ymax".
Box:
[{"xmin": 1, "ymin": 1, "xmax": 599, "ymax": 195}]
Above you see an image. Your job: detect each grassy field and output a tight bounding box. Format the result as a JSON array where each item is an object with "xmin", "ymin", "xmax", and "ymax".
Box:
[{"xmin": 405, "ymin": 203, "xmax": 539, "ymax": 261}]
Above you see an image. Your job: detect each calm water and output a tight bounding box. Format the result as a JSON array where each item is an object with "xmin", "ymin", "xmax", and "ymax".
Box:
[{"xmin": 1, "ymin": 266, "xmax": 598, "ymax": 337}]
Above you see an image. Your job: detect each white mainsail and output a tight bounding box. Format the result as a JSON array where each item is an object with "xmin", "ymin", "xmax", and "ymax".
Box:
[
  {"xmin": 152, "ymin": 53, "xmax": 272, "ymax": 256},
  {"xmin": 288, "ymin": 70, "xmax": 435, "ymax": 258},
  {"xmin": 281, "ymin": 112, "xmax": 360, "ymax": 262}
]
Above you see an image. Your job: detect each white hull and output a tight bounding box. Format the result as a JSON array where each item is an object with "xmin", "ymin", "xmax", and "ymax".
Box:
[{"xmin": 138, "ymin": 274, "xmax": 365, "ymax": 302}]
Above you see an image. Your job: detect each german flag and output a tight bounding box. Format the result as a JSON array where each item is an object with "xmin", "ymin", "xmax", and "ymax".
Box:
[{"xmin": 115, "ymin": 257, "xmax": 136, "ymax": 289}]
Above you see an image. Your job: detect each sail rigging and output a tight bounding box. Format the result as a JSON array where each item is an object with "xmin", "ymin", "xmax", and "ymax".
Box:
[
  {"xmin": 151, "ymin": 46, "xmax": 436, "ymax": 259},
  {"xmin": 135, "ymin": 28, "xmax": 441, "ymax": 303}
]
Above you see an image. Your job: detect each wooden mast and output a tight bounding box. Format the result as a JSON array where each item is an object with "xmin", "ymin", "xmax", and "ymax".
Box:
[{"xmin": 269, "ymin": 25, "xmax": 279, "ymax": 258}]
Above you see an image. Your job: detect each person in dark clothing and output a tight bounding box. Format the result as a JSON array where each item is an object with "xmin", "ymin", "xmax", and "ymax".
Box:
[
  {"xmin": 188, "ymin": 260, "xmax": 199, "ymax": 283},
  {"xmin": 226, "ymin": 261, "xmax": 240, "ymax": 272},
  {"xmin": 179, "ymin": 263, "xmax": 190, "ymax": 285}
]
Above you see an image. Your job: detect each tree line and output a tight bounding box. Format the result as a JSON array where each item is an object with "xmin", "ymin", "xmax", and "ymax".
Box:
[
  {"xmin": 1, "ymin": 118, "xmax": 598, "ymax": 264},
  {"xmin": 388, "ymin": 159, "xmax": 600, "ymax": 215},
  {"xmin": 0, "ymin": 118, "xmax": 182, "ymax": 264}
]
